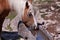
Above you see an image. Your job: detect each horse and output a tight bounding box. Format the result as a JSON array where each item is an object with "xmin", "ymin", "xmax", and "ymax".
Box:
[{"xmin": 0, "ymin": 0, "xmax": 37, "ymax": 39}]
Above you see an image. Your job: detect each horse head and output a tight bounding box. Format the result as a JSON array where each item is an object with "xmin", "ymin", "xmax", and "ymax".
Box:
[{"xmin": 22, "ymin": 0, "xmax": 37, "ymax": 29}]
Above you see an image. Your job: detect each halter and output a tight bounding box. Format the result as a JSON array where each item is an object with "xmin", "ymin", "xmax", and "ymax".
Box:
[
  {"xmin": 17, "ymin": 1, "xmax": 29, "ymax": 28},
  {"xmin": 18, "ymin": 20, "xmax": 29, "ymax": 29},
  {"xmin": 18, "ymin": 0, "xmax": 32, "ymax": 27}
]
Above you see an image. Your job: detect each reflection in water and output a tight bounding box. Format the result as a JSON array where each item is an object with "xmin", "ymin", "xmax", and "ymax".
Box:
[
  {"xmin": 36, "ymin": 30, "xmax": 49, "ymax": 40},
  {"xmin": 1, "ymin": 29, "xmax": 49, "ymax": 40},
  {"xmin": 36, "ymin": 32, "xmax": 44, "ymax": 40}
]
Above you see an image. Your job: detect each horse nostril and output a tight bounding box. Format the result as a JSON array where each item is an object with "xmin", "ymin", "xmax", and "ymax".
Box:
[
  {"xmin": 33, "ymin": 25, "xmax": 37, "ymax": 30},
  {"xmin": 33, "ymin": 25, "xmax": 39, "ymax": 30},
  {"xmin": 25, "ymin": 37, "xmax": 28, "ymax": 40}
]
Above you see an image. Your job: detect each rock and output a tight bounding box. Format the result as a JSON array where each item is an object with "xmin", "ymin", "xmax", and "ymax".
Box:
[
  {"xmin": 10, "ymin": 15, "xmax": 20, "ymax": 32},
  {"xmin": 18, "ymin": 23, "xmax": 36, "ymax": 40},
  {"xmin": 2, "ymin": 18, "xmax": 10, "ymax": 31}
]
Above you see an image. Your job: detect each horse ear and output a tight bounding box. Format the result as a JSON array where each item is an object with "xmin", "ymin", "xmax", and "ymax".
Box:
[
  {"xmin": 26, "ymin": 1, "xmax": 29, "ymax": 9},
  {"xmin": 29, "ymin": 0, "xmax": 32, "ymax": 4}
]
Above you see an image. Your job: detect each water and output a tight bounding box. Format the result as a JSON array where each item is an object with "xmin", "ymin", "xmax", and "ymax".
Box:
[
  {"xmin": 1, "ymin": 31, "xmax": 49, "ymax": 40},
  {"xmin": 36, "ymin": 32, "xmax": 45, "ymax": 40},
  {"xmin": 1, "ymin": 32, "xmax": 19, "ymax": 40},
  {"xmin": 1, "ymin": 24, "xmax": 49, "ymax": 40},
  {"xmin": 36, "ymin": 30, "xmax": 49, "ymax": 40}
]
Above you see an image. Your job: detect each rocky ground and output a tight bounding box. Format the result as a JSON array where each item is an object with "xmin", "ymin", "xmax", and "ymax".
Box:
[
  {"xmin": 33, "ymin": 0, "xmax": 60, "ymax": 40},
  {"xmin": 2, "ymin": 0, "xmax": 60, "ymax": 40}
]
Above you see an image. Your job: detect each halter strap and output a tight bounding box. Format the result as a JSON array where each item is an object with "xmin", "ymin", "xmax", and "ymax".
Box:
[
  {"xmin": 18, "ymin": 21, "xmax": 29, "ymax": 29},
  {"xmin": 18, "ymin": 21, "xmax": 23, "ymax": 28}
]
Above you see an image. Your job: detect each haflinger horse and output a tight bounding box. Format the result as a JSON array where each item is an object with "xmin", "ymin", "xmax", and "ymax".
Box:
[{"xmin": 0, "ymin": 0, "xmax": 37, "ymax": 39}]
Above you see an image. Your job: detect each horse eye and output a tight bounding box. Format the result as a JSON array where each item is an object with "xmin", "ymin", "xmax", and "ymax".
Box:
[{"xmin": 28, "ymin": 12, "xmax": 32, "ymax": 17}]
